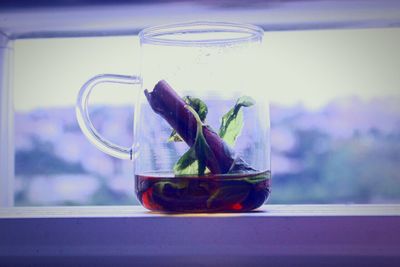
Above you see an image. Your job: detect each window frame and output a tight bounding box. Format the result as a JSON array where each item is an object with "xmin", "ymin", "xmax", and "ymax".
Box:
[
  {"xmin": 1, "ymin": 2, "xmax": 400, "ymax": 263},
  {"xmin": 0, "ymin": 33, "xmax": 13, "ymax": 207}
]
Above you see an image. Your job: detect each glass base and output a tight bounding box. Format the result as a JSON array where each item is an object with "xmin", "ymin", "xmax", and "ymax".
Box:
[{"xmin": 135, "ymin": 171, "xmax": 271, "ymax": 213}]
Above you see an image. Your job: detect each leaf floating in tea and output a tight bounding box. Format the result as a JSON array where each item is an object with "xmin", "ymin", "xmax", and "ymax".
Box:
[
  {"xmin": 207, "ymin": 183, "xmax": 251, "ymax": 209},
  {"xmin": 136, "ymin": 171, "xmax": 270, "ymax": 212},
  {"xmin": 153, "ymin": 180, "xmax": 188, "ymax": 197},
  {"xmin": 219, "ymin": 96, "xmax": 255, "ymax": 147},
  {"xmin": 244, "ymin": 171, "xmax": 271, "ymax": 184}
]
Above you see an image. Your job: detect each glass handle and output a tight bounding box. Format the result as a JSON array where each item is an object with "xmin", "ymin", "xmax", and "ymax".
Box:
[{"xmin": 76, "ymin": 74, "xmax": 141, "ymax": 160}]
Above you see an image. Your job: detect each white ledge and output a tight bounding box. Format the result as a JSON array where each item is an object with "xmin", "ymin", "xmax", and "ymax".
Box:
[{"xmin": 1, "ymin": 204, "xmax": 400, "ymax": 218}]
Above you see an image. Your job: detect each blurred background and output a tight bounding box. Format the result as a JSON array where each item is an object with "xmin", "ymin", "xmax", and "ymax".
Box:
[
  {"xmin": 12, "ymin": 26, "xmax": 400, "ymax": 206},
  {"xmin": 0, "ymin": 0, "xmax": 400, "ymax": 206}
]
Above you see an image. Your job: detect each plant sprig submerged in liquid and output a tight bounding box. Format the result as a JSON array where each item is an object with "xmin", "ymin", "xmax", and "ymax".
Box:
[
  {"xmin": 136, "ymin": 171, "xmax": 271, "ymax": 213},
  {"xmin": 142, "ymin": 80, "xmax": 269, "ymax": 212},
  {"xmin": 171, "ymin": 95, "xmax": 255, "ymax": 176}
]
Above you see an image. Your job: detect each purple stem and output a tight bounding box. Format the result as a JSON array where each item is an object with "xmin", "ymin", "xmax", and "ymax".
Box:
[{"xmin": 144, "ymin": 80, "xmax": 254, "ymax": 174}]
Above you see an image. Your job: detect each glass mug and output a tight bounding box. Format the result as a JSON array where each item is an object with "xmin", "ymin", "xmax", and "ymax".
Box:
[{"xmin": 76, "ymin": 22, "xmax": 271, "ymax": 212}]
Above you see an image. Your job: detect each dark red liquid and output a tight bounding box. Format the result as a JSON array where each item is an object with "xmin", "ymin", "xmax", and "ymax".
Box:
[{"xmin": 135, "ymin": 171, "xmax": 271, "ymax": 213}]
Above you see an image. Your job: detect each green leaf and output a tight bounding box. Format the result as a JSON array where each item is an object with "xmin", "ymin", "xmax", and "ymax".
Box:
[
  {"xmin": 207, "ymin": 184, "xmax": 251, "ymax": 208},
  {"xmin": 153, "ymin": 180, "xmax": 188, "ymax": 194},
  {"xmin": 218, "ymin": 96, "xmax": 255, "ymax": 147},
  {"xmin": 168, "ymin": 96, "xmax": 208, "ymax": 142},
  {"xmin": 236, "ymin": 96, "xmax": 255, "ymax": 108},
  {"xmin": 173, "ymin": 105, "xmax": 216, "ymax": 176},
  {"xmin": 168, "ymin": 130, "xmax": 184, "ymax": 142},
  {"xmin": 173, "ymin": 148, "xmax": 198, "ymax": 175},
  {"xmin": 184, "ymin": 96, "xmax": 208, "ymax": 122},
  {"xmin": 219, "ymin": 109, "xmax": 243, "ymax": 147},
  {"xmin": 243, "ymin": 171, "xmax": 271, "ymax": 184}
]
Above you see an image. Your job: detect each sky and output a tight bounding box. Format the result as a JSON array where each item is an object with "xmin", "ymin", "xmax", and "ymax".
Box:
[{"xmin": 13, "ymin": 27, "xmax": 400, "ymax": 111}]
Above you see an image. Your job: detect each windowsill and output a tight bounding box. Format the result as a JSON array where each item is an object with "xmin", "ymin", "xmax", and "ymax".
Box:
[
  {"xmin": 1, "ymin": 204, "xmax": 400, "ymax": 218},
  {"xmin": 1, "ymin": 204, "xmax": 400, "ymax": 266}
]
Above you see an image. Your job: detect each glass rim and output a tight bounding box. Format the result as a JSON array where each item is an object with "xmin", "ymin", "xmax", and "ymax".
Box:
[{"xmin": 139, "ymin": 21, "xmax": 264, "ymax": 46}]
